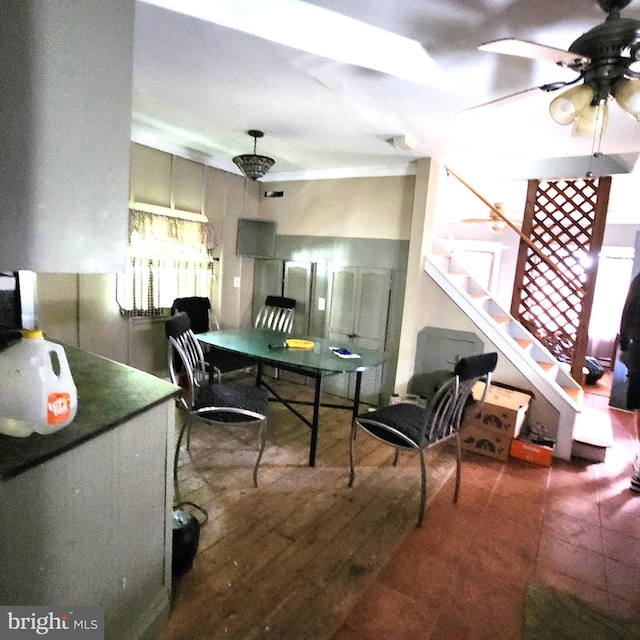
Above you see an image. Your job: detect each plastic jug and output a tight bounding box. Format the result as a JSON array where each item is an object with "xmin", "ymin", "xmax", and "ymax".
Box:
[{"xmin": 0, "ymin": 330, "xmax": 77, "ymax": 437}]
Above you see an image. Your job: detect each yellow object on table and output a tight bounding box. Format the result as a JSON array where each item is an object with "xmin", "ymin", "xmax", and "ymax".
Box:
[{"xmin": 285, "ymin": 338, "xmax": 315, "ymax": 350}]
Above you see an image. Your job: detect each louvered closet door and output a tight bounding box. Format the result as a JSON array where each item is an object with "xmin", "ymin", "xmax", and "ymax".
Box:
[{"xmin": 325, "ymin": 267, "xmax": 391, "ymax": 405}]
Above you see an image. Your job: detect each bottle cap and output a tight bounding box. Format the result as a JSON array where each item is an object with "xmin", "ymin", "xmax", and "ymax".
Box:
[{"xmin": 22, "ymin": 329, "xmax": 44, "ymax": 340}]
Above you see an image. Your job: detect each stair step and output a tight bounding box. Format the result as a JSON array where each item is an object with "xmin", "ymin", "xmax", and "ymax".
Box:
[
  {"xmin": 514, "ymin": 338, "xmax": 533, "ymax": 352},
  {"xmin": 448, "ymin": 272, "xmax": 469, "ymax": 285},
  {"xmin": 562, "ymin": 387, "xmax": 584, "ymax": 405},
  {"xmin": 572, "ymin": 406, "xmax": 613, "ymax": 462},
  {"xmin": 537, "ymin": 361, "xmax": 557, "ymax": 373},
  {"xmin": 469, "ymin": 292, "xmax": 490, "ymax": 305},
  {"xmin": 491, "ymin": 315, "xmax": 510, "ymax": 327},
  {"xmin": 431, "ymin": 254, "xmax": 451, "ymax": 270}
]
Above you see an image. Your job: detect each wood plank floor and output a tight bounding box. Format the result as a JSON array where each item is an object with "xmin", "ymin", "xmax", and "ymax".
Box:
[{"xmin": 159, "ymin": 375, "xmax": 457, "ymax": 640}]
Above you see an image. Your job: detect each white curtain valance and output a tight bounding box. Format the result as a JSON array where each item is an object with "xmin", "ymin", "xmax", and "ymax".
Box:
[
  {"xmin": 128, "ymin": 208, "xmax": 215, "ymax": 262},
  {"xmin": 116, "ymin": 209, "xmax": 216, "ymax": 315}
]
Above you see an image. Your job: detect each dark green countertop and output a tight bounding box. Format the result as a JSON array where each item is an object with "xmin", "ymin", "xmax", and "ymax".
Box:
[{"xmin": 0, "ymin": 345, "xmax": 180, "ymax": 480}]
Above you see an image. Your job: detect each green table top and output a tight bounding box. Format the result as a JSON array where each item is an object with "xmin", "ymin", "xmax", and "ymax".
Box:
[{"xmin": 196, "ymin": 328, "xmax": 389, "ymax": 374}]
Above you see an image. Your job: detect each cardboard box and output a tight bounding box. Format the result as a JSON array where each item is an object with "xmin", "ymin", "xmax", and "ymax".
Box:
[
  {"xmin": 510, "ymin": 437, "xmax": 553, "ymax": 467},
  {"xmin": 463, "ymin": 382, "xmax": 533, "ymax": 438},
  {"xmin": 460, "ymin": 423, "xmax": 512, "ymax": 461},
  {"xmin": 461, "ymin": 382, "xmax": 533, "ymax": 461}
]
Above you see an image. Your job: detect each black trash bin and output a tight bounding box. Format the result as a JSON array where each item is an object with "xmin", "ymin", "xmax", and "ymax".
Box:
[{"xmin": 172, "ymin": 502, "xmax": 208, "ymax": 578}]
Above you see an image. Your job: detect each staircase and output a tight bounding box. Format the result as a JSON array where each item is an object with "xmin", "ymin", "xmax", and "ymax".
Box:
[{"xmin": 426, "ymin": 242, "xmax": 583, "ymax": 460}]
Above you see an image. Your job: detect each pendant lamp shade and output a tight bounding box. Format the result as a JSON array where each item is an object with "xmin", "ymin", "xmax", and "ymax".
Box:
[
  {"xmin": 614, "ymin": 79, "xmax": 640, "ymax": 120},
  {"xmin": 572, "ymin": 103, "xmax": 609, "ymax": 138},
  {"xmin": 233, "ymin": 130, "xmax": 275, "ymax": 181},
  {"xmin": 549, "ymin": 84, "xmax": 595, "ymax": 125}
]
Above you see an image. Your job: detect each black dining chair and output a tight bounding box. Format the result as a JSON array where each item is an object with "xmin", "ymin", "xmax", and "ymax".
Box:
[
  {"xmin": 171, "ymin": 296, "xmax": 254, "ymax": 381},
  {"xmin": 349, "ymin": 352, "xmax": 498, "ymax": 527},
  {"xmin": 254, "ymin": 296, "xmax": 296, "ymax": 333},
  {"xmin": 166, "ymin": 312, "xmax": 269, "ymax": 496}
]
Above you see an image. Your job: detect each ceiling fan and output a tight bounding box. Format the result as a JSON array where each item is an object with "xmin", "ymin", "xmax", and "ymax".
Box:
[
  {"xmin": 471, "ymin": 0, "xmax": 640, "ymax": 138},
  {"xmin": 461, "ymin": 203, "xmax": 523, "ymax": 235}
]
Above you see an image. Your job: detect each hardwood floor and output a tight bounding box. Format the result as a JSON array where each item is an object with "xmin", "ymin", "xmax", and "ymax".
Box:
[
  {"xmin": 160, "ymin": 375, "xmax": 457, "ymax": 640},
  {"xmin": 160, "ymin": 375, "xmax": 640, "ymax": 640}
]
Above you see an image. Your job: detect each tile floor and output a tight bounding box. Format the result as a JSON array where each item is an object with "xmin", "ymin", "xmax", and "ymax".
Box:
[{"xmin": 331, "ymin": 387, "xmax": 640, "ymax": 640}]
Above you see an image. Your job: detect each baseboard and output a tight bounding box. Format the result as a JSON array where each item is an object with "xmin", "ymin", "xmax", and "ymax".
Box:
[{"xmin": 107, "ymin": 589, "xmax": 170, "ymax": 640}]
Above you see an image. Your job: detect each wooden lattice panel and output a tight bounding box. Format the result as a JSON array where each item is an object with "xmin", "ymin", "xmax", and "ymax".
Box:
[{"xmin": 511, "ymin": 177, "xmax": 610, "ymax": 381}]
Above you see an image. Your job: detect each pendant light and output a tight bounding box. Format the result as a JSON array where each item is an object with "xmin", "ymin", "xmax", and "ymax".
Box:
[{"xmin": 233, "ymin": 130, "xmax": 275, "ymax": 181}]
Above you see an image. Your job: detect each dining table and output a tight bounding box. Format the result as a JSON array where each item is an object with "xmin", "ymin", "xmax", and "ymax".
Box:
[{"xmin": 195, "ymin": 327, "xmax": 390, "ymax": 466}]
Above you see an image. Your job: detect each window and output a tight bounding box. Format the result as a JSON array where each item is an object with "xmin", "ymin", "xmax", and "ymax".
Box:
[
  {"xmin": 116, "ymin": 207, "xmax": 215, "ymax": 316},
  {"xmin": 588, "ymin": 246, "xmax": 634, "ymax": 361}
]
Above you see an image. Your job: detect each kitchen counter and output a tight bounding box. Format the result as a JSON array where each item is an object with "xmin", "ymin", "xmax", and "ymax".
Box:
[
  {"xmin": 0, "ymin": 344, "xmax": 179, "ymax": 480},
  {"xmin": 0, "ymin": 345, "xmax": 179, "ymax": 640}
]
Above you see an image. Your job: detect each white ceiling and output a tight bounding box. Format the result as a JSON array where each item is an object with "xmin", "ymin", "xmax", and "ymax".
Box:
[{"xmin": 132, "ymin": 0, "xmax": 640, "ymax": 183}]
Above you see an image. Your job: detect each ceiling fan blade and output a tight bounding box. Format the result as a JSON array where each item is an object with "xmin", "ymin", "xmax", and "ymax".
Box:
[
  {"xmin": 457, "ymin": 86, "xmax": 545, "ymax": 114},
  {"xmin": 479, "ymin": 38, "xmax": 589, "ymax": 68}
]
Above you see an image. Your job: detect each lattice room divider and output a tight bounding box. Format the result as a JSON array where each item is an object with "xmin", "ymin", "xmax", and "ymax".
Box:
[{"xmin": 510, "ymin": 177, "xmax": 611, "ymax": 382}]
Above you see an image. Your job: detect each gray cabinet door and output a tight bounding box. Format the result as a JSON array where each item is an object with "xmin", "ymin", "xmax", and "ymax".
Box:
[
  {"xmin": 253, "ymin": 259, "xmax": 313, "ymax": 333},
  {"xmin": 325, "ymin": 266, "xmax": 391, "ymax": 405},
  {"xmin": 284, "ymin": 262, "xmax": 313, "ymax": 335},
  {"xmin": 252, "ymin": 259, "xmax": 285, "ymax": 319}
]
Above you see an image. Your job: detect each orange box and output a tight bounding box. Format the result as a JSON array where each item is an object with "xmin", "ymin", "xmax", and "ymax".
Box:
[{"xmin": 509, "ymin": 437, "xmax": 553, "ymax": 467}]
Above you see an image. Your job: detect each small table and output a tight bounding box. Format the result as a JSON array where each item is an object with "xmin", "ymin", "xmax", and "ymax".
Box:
[{"xmin": 196, "ymin": 328, "xmax": 389, "ymax": 466}]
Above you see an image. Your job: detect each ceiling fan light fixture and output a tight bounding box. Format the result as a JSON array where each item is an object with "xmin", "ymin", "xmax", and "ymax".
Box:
[
  {"xmin": 572, "ymin": 103, "xmax": 609, "ymax": 138},
  {"xmin": 232, "ymin": 130, "xmax": 275, "ymax": 181},
  {"xmin": 549, "ymin": 84, "xmax": 595, "ymax": 125},
  {"xmin": 487, "ymin": 203, "xmax": 507, "ymax": 233},
  {"xmin": 614, "ymin": 78, "xmax": 640, "ymax": 120}
]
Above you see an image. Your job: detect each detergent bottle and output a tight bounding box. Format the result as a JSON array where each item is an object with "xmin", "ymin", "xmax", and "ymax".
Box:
[{"xmin": 0, "ymin": 329, "xmax": 77, "ymax": 437}]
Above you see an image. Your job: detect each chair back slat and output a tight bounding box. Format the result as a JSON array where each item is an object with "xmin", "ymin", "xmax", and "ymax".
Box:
[{"xmin": 424, "ymin": 376, "xmax": 458, "ymax": 443}]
